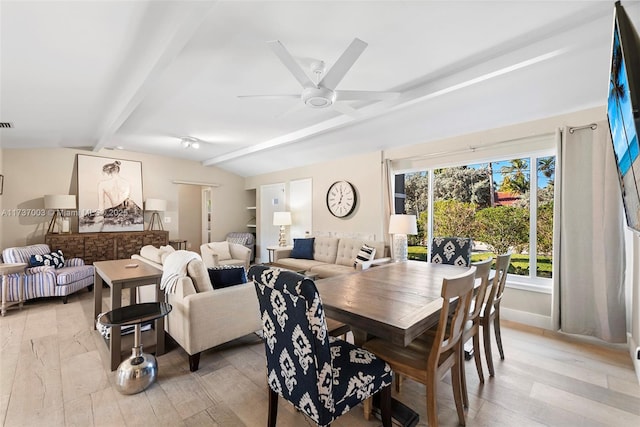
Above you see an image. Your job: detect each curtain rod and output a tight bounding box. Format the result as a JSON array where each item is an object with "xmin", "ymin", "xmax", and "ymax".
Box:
[
  {"xmin": 388, "ymin": 131, "xmax": 555, "ymax": 163},
  {"xmin": 568, "ymin": 123, "xmax": 598, "ymax": 133}
]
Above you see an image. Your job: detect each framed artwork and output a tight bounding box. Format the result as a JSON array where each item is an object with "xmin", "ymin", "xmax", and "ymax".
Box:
[{"xmin": 77, "ymin": 154, "xmax": 144, "ymax": 233}]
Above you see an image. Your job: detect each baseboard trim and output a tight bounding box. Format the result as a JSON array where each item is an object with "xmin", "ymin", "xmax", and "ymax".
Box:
[{"xmin": 501, "ymin": 307, "xmax": 553, "ymax": 330}]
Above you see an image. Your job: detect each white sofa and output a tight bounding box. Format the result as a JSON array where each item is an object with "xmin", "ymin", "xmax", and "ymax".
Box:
[
  {"xmin": 272, "ymin": 236, "xmax": 390, "ymax": 279},
  {"xmin": 132, "ymin": 245, "xmax": 261, "ymax": 371}
]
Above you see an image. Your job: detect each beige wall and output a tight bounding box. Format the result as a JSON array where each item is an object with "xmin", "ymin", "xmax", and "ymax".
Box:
[
  {"xmin": 0, "ymin": 148, "xmax": 247, "ymax": 249},
  {"xmin": 177, "ymin": 184, "xmax": 203, "ymax": 252}
]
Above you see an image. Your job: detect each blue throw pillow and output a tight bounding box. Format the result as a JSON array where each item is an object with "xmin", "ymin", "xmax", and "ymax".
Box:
[
  {"xmin": 207, "ymin": 266, "xmax": 247, "ymax": 289},
  {"xmin": 29, "ymin": 250, "xmax": 65, "ymax": 269},
  {"xmin": 290, "ymin": 238, "xmax": 314, "ymax": 260}
]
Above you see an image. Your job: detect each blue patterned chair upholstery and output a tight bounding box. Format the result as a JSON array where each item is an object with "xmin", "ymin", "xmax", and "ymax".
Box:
[
  {"xmin": 1, "ymin": 244, "xmax": 94, "ymax": 304},
  {"xmin": 248, "ymin": 265, "xmax": 392, "ymax": 427},
  {"xmin": 430, "ymin": 237, "xmax": 473, "ymax": 267}
]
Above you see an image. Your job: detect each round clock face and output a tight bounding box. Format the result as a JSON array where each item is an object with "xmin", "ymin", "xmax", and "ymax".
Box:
[{"xmin": 326, "ymin": 181, "xmax": 357, "ymax": 218}]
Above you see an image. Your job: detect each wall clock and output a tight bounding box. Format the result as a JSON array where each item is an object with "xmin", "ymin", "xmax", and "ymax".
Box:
[{"xmin": 326, "ymin": 181, "xmax": 357, "ymax": 218}]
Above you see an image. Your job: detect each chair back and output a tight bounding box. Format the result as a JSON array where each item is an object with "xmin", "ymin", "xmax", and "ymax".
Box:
[
  {"xmin": 2, "ymin": 244, "xmax": 51, "ymax": 264},
  {"xmin": 468, "ymin": 258, "xmax": 492, "ymax": 322},
  {"xmin": 484, "ymin": 253, "xmax": 511, "ymax": 313},
  {"xmin": 433, "ymin": 266, "xmax": 476, "ymax": 358},
  {"xmin": 430, "ymin": 237, "xmax": 473, "ymax": 267},
  {"xmin": 248, "ymin": 265, "xmax": 333, "ymax": 425}
]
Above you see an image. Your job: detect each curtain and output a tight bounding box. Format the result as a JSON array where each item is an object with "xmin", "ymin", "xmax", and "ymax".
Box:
[{"xmin": 556, "ymin": 121, "xmax": 627, "ymax": 342}]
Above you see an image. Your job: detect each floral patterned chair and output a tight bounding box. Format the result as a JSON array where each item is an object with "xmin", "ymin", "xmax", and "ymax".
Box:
[
  {"xmin": 248, "ymin": 265, "xmax": 392, "ymax": 427},
  {"xmin": 430, "ymin": 237, "xmax": 473, "ymax": 267}
]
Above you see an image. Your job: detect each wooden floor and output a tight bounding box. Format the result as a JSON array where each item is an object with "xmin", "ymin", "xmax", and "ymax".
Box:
[{"xmin": 1, "ymin": 287, "xmax": 639, "ymax": 427}]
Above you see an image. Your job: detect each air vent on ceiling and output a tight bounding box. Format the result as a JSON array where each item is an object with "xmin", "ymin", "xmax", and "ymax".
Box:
[{"xmin": 0, "ymin": 122, "xmax": 14, "ymax": 128}]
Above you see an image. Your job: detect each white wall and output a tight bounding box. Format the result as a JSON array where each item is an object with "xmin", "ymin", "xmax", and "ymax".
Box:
[{"xmin": 0, "ymin": 148, "xmax": 247, "ymax": 249}]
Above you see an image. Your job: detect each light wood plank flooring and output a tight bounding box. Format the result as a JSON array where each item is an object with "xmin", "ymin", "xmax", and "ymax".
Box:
[{"xmin": 1, "ymin": 287, "xmax": 639, "ymax": 426}]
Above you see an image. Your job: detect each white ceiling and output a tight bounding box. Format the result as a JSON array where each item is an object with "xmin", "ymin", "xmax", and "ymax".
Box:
[{"xmin": 1, "ymin": 1, "xmax": 637, "ymax": 177}]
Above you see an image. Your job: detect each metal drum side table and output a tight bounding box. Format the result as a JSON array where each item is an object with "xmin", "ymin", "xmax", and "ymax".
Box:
[{"xmin": 100, "ymin": 302, "xmax": 172, "ymax": 395}]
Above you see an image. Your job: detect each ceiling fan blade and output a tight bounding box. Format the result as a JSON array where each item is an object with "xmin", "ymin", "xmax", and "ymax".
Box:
[
  {"xmin": 275, "ymin": 101, "xmax": 307, "ymax": 119},
  {"xmin": 331, "ymin": 102, "xmax": 360, "ymax": 118},
  {"xmin": 319, "ymin": 38, "xmax": 368, "ymax": 90},
  {"xmin": 238, "ymin": 94, "xmax": 300, "ymax": 99},
  {"xmin": 267, "ymin": 40, "xmax": 315, "ymax": 88},
  {"xmin": 335, "ymin": 90, "xmax": 400, "ymax": 101}
]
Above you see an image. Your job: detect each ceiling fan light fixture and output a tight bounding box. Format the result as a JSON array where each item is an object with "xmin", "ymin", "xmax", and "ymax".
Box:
[
  {"xmin": 302, "ymin": 87, "xmax": 335, "ymax": 109},
  {"xmin": 181, "ymin": 137, "xmax": 200, "ymax": 149}
]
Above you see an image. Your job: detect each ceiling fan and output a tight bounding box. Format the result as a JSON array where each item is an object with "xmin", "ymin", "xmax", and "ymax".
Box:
[{"xmin": 239, "ymin": 38, "xmax": 399, "ymax": 117}]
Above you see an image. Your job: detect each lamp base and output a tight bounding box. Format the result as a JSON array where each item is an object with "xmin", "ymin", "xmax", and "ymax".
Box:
[
  {"xmin": 393, "ymin": 234, "xmax": 408, "ymax": 262},
  {"xmin": 278, "ymin": 226, "xmax": 286, "ymax": 247}
]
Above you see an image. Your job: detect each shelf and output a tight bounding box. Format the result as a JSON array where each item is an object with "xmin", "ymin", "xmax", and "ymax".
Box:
[
  {"xmin": 247, "ymin": 224, "xmax": 257, "ymax": 228},
  {"xmin": 246, "ymin": 206, "xmax": 256, "ymax": 210}
]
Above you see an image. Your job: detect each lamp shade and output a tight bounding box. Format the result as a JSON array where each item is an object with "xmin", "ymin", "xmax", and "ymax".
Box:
[
  {"xmin": 273, "ymin": 211, "xmax": 292, "ymax": 226},
  {"xmin": 44, "ymin": 195, "xmax": 76, "ymax": 210},
  {"xmin": 145, "ymin": 198, "xmax": 167, "ymax": 212},
  {"xmin": 389, "ymin": 214, "xmax": 418, "ymax": 235}
]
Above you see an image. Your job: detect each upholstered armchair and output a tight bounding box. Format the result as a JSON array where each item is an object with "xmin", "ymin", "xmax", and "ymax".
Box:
[
  {"xmin": 248, "ymin": 265, "xmax": 392, "ymax": 427},
  {"xmin": 200, "ymin": 241, "xmax": 251, "ymax": 271},
  {"xmin": 430, "ymin": 237, "xmax": 473, "ymax": 267},
  {"xmin": 1, "ymin": 244, "xmax": 94, "ymax": 304}
]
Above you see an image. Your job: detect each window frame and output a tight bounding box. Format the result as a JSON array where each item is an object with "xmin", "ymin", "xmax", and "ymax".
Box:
[{"xmin": 395, "ymin": 146, "xmax": 556, "ymax": 294}]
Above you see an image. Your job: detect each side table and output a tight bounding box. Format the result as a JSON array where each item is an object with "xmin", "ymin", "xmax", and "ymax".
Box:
[
  {"xmin": 100, "ymin": 302, "xmax": 172, "ymax": 394},
  {"xmin": 0, "ymin": 263, "xmax": 27, "ymax": 316},
  {"xmin": 266, "ymin": 245, "xmax": 292, "ymax": 263},
  {"xmin": 169, "ymin": 239, "xmax": 187, "ymax": 250}
]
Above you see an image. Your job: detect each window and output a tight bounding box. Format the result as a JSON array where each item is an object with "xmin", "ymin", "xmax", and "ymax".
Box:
[{"xmin": 398, "ymin": 153, "xmax": 555, "ymax": 284}]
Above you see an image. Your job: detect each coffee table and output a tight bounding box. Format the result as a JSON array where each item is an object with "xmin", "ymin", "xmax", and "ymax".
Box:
[
  {"xmin": 93, "ymin": 259, "xmax": 164, "ymax": 371},
  {"xmin": 101, "ymin": 302, "xmax": 172, "ymax": 394}
]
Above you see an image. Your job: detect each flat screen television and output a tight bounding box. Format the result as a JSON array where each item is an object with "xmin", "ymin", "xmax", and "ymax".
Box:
[{"xmin": 607, "ymin": 1, "xmax": 640, "ymax": 233}]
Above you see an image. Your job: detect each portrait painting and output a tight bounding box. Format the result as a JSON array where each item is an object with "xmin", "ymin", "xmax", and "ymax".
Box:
[{"xmin": 77, "ymin": 154, "xmax": 144, "ymax": 233}]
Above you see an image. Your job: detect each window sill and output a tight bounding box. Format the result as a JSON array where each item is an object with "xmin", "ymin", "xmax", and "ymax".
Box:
[{"xmin": 505, "ymin": 275, "xmax": 552, "ymax": 294}]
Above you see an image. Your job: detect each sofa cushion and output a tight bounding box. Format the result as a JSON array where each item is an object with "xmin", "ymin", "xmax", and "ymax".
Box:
[
  {"xmin": 353, "ymin": 244, "xmax": 376, "ymax": 268},
  {"xmin": 208, "ymin": 241, "xmax": 232, "ymax": 261},
  {"xmin": 272, "ymin": 258, "xmax": 326, "ymax": 272},
  {"xmin": 187, "ymin": 259, "xmax": 214, "ymax": 293},
  {"xmin": 313, "ymin": 236, "xmax": 339, "ymax": 264},
  {"xmin": 56, "ymin": 265, "xmax": 95, "ymax": 285},
  {"xmin": 208, "ymin": 265, "xmax": 247, "ymax": 289},
  {"xmin": 29, "ymin": 250, "xmax": 65, "ymax": 269},
  {"xmin": 308, "ymin": 263, "xmax": 356, "ymax": 278},
  {"xmin": 290, "ymin": 238, "xmax": 314, "ymax": 259}
]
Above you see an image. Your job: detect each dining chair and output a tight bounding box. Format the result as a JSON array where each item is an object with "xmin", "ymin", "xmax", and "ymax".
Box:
[
  {"xmin": 363, "ymin": 266, "xmax": 476, "ymax": 427},
  {"xmin": 326, "ymin": 317, "xmax": 350, "ymax": 341},
  {"xmin": 430, "ymin": 237, "xmax": 473, "ymax": 267},
  {"xmin": 480, "ymin": 252, "xmax": 512, "ymax": 377},
  {"xmin": 248, "ymin": 265, "xmax": 393, "ymax": 427}
]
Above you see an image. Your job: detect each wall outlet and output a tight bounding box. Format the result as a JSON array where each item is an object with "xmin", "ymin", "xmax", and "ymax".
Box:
[{"xmin": 164, "ymin": 216, "xmax": 171, "ymax": 223}]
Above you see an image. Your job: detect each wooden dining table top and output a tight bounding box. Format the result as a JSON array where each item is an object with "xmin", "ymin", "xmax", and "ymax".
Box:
[{"xmin": 315, "ymin": 260, "xmax": 471, "ymax": 347}]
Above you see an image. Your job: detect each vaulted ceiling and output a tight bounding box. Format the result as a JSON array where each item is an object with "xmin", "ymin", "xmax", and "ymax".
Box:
[{"xmin": 1, "ymin": 1, "xmax": 636, "ymax": 176}]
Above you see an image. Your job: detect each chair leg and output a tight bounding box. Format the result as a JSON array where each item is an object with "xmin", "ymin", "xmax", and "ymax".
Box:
[
  {"xmin": 394, "ymin": 372, "xmax": 402, "ymax": 393},
  {"xmin": 62, "ymin": 295, "xmax": 68, "ymax": 304},
  {"xmin": 483, "ymin": 319, "xmax": 495, "ymax": 377},
  {"xmin": 451, "ymin": 357, "xmax": 467, "ymax": 426},
  {"xmin": 379, "ymin": 384, "xmax": 392, "ymax": 427},
  {"xmin": 494, "ymin": 310, "xmax": 504, "ymax": 360},
  {"xmin": 268, "ymin": 387, "xmax": 278, "ymax": 427},
  {"xmin": 460, "ymin": 343, "xmax": 469, "ymax": 408},
  {"xmin": 472, "ymin": 332, "xmax": 484, "ymax": 384},
  {"xmin": 189, "ymin": 352, "xmax": 201, "ymax": 372},
  {"xmin": 426, "ymin": 374, "xmax": 439, "ymax": 427}
]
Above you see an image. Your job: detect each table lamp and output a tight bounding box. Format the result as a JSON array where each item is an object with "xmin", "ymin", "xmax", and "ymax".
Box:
[
  {"xmin": 389, "ymin": 214, "xmax": 418, "ymax": 262},
  {"xmin": 273, "ymin": 211, "xmax": 292, "ymax": 247},
  {"xmin": 145, "ymin": 199, "xmax": 167, "ymax": 231},
  {"xmin": 44, "ymin": 194, "xmax": 76, "ymax": 234}
]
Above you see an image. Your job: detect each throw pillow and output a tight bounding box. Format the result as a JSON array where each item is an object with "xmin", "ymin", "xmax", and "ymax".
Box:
[
  {"xmin": 209, "ymin": 241, "xmax": 232, "ymax": 261},
  {"xmin": 187, "ymin": 259, "xmax": 214, "ymax": 293},
  {"xmin": 290, "ymin": 238, "xmax": 315, "ymax": 260},
  {"xmin": 29, "ymin": 250, "xmax": 65, "ymax": 269},
  {"xmin": 353, "ymin": 244, "xmax": 376, "ymax": 268},
  {"xmin": 208, "ymin": 265, "xmax": 247, "ymax": 289},
  {"xmin": 140, "ymin": 245, "xmax": 162, "ymax": 264}
]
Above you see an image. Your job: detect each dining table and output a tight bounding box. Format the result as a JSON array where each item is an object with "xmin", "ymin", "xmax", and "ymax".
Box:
[
  {"xmin": 316, "ymin": 260, "xmax": 472, "ymax": 347},
  {"xmin": 315, "ymin": 260, "xmax": 473, "ymax": 426}
]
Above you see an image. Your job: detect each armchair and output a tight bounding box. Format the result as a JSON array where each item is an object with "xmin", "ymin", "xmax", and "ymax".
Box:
[
  {"xmin": 200, "ymin": 241, "xmax": 251, "ymax": 271},
  {"xmin": 1, "ymin": 244, "xmax": 94, "ymax": 304}
]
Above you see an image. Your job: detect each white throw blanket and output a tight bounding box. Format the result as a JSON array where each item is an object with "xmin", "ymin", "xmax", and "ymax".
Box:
[{"xmin": 161, "ymin": 250, "xmax": 201, "ymax": 294}]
